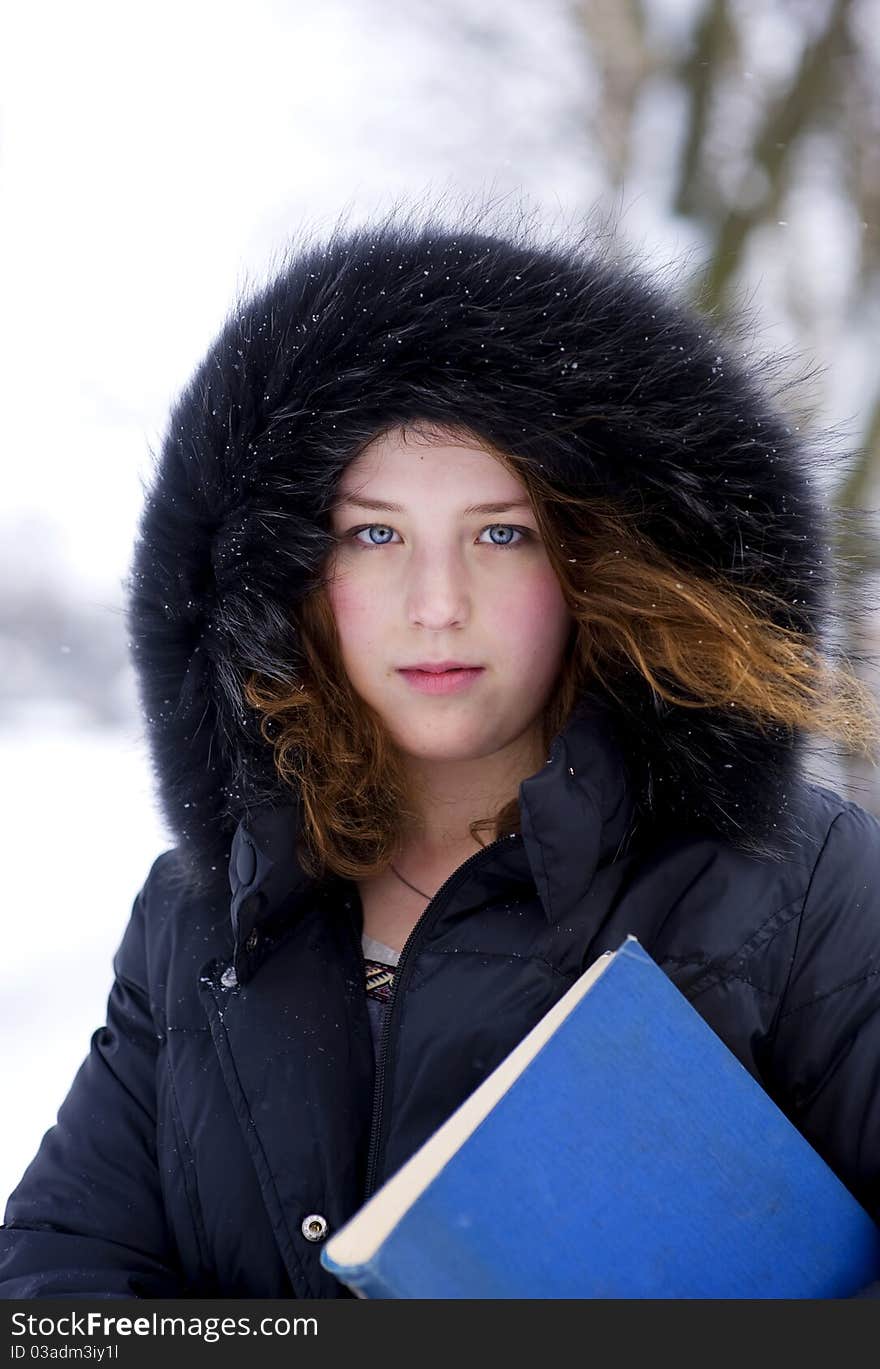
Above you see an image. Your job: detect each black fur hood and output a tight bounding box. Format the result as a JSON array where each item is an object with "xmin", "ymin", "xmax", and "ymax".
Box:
[{"xmin": 126, "ymin": 206, "xmax": 848, "ymax": 895}]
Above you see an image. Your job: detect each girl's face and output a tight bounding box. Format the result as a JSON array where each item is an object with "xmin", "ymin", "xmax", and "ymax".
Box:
[{"xmin": 325, "ymin": 428, "xmax": 573, "ymax": 768}]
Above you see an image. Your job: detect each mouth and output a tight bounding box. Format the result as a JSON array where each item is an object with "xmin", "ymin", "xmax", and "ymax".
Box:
[{"xmin": 396, "ymin": 666, "xmax": 485, "ymax": 696}]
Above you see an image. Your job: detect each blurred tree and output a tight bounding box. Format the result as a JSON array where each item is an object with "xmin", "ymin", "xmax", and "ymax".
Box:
[
  {"xmin": 574, "ymin": 0, "xmax": 880, "ymax": 804},
  {"xmin": 577, "ymin": 0, "xmax": 652, "ymax": 183}
]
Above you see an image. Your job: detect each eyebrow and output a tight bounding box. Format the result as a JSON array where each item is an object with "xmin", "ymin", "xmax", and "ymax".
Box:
[{"xmin": 333, "ymin": 495, "xmax": 534, "ymax": 516}]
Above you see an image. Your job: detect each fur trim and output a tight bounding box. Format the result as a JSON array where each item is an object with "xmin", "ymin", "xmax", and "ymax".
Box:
[{"xmin": 125, "ymin": 202, "xmax": 860, "ymax": 894}]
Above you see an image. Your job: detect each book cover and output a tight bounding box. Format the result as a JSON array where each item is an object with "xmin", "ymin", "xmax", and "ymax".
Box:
[{"xmin": 320, "ymin": 936, "xmax": 880, "ymax": 1298}]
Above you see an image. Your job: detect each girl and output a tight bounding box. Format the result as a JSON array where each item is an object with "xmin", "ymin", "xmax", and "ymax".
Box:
[{"xmin": 2, "ymin": 206, "xmax": 880, "ymax": 1299}]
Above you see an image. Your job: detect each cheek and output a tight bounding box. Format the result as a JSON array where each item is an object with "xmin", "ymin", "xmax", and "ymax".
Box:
[
  {"xmin": 494, "ymin": 569, "xmax": 571, "ymax": 660},
  {"xmin": 325, "ymin": 574, "xmax": 378, "ymax": 659}
]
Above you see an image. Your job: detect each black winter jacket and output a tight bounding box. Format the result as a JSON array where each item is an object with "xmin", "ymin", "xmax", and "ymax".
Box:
[{"xmin": 2, "ymin": 212, "xmax": 880, "ymax": 1298}]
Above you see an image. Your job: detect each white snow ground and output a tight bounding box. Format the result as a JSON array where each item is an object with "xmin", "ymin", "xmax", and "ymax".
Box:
[{"xmin": 0, "ymin": 715, "xmax": 169, "ymax": 1199}]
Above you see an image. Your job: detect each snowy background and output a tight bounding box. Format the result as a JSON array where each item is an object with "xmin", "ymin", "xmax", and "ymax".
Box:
[{"xmin": 2, "ymin": 0, "xmax": 879, "ymax": 1200}]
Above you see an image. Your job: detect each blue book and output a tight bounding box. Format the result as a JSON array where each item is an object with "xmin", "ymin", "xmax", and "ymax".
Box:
[{"xmin": 321, "ymin": 936, "xmax": 880, "ymax": 1298}]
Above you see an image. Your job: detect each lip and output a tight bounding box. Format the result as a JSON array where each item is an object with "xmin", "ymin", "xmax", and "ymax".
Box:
[
  {"xmin": 401, "ymin": 661, "xmax": 478, "ymax": 673},
  {"xmin": 397, "ymin": 666, "xmax": 485, "ymax": 696}
]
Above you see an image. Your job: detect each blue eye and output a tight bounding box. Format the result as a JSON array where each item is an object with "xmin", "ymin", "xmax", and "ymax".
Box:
[
  {"xmin": 352, "ymin": 525, "xmax": 399, "ymax": 546},
  {"xmin": 348, "ymin": 524, "xmax": 531, "ymax": 548},
  {"xmin": 478, "ymin": 525, "xmax": 527, "ymax": 547}
]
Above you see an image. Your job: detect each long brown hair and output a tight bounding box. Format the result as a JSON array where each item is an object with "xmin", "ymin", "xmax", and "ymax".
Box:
[{"xmin": 243, "ymin": 421, "xmax": 880, "ymax": 881}]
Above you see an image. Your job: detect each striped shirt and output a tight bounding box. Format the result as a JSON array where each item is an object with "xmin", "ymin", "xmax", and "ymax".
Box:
[{"xmin": 362, "ymin": 932, "xmax": 401, "ymax": 1060}]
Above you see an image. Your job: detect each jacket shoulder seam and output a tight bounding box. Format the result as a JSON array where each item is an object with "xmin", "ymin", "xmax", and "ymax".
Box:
[
  {"xmin": 659, "ymin": 894, "xmax": 803, "ymax": 999},
  {"xmin": 165, "ymin": 1052, "xmax": 214, "ymax": 1282},
  {"xmin": 768, "ymin": 808, "xmax": 848, "ymax": 1049},
  {"xmin": 687, "ymin": 971, "xmax": 780, "ymax": 1000},
  {"xmin": 428, "ymin": 947, "xmax": 574, "ymax": 980},
  {"xmin": 777, "ymin": 966, "xmax": 880, "ymax": 1024}
]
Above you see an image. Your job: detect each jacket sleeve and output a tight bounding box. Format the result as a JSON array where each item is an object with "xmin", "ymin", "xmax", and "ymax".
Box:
[
  {"xmin": 769, "ymin": 799, "xmax": 880, "ymax": 1298},
  {"xmin": 0, "ymin": 858, "xmax": 187, "ymax": 1298}
]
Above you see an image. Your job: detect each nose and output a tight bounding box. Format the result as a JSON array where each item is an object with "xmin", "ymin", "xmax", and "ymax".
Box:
[{"xmin": 405, "ymin": 544, "xmax": 470, "ymax": 630}]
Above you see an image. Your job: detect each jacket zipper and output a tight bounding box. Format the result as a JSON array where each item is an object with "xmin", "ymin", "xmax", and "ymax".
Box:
[{"xmin": 361, "ymin": 831, "xmax": 524, "ymax": 1201}]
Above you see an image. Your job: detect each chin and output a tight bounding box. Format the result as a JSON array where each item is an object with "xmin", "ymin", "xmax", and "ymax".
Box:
[{"xmin": 391, "ymin": 721, "xmax": 506, "ymax": 762}]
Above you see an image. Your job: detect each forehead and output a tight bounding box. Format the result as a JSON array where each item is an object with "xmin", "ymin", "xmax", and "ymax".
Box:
[{"xmin": 334, "ymin": 427, "xmax": 529, "ymax": 506}]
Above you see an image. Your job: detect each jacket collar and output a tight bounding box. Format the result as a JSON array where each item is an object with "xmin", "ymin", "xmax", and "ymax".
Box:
[
  {"xmin": 226, "ymin": 694, "xmax": 638, "ymax": 979},
  {"xmin": 519, "ymin": 692, "xmax": 637, "ymax": 923}
]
